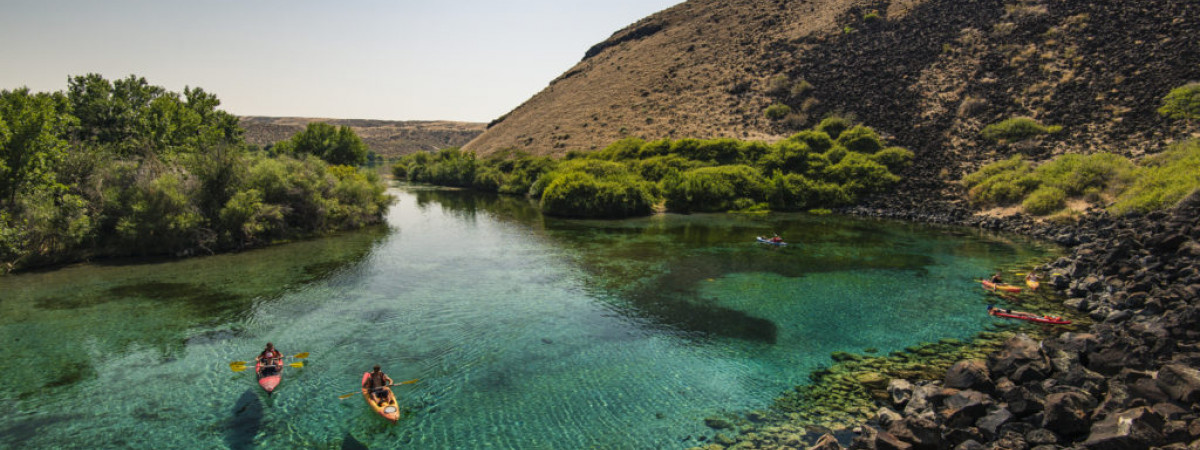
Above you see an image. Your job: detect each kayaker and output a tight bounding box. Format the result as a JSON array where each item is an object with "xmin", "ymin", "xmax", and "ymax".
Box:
[
  {"xmin": 1026, "ymin": 272, "xmax": 1039, "ymax": 282},
  {"xmin": 363, "ymin": 365, "xmax": 394, "ymax": 407},
  {"xmin": 255, "ymin": 343, "xmax": 283, "ymax": 375},
  {"xmin": 771, "ymin": 234, "xmax": 783, "ymax": 243},
  {"xmin": 990, "ymin": 272, "xmax": 1003, "ymax": 284}
]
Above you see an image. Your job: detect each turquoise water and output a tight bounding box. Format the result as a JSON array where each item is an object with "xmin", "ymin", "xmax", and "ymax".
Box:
[{"xmin": 0, "ymin": 186, "xmax": 1056, "ymax": 449}]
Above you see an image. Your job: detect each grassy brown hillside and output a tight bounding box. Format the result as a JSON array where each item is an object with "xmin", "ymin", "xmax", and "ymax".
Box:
[
  {"xmin": 465, "ymin": 0, "xmax": 1199, "ymax": 200},
  {"xmin": 241, "ymin": 116, "xmax": 485, "ymax": 158}
]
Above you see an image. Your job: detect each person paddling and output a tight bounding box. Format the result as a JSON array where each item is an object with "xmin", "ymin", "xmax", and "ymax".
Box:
[
  {"xmin": 990, "ymin": 272, "xmax": 1003, "ymax": 284},
  {"xmin": 363, "ymin": 365, "xmax": 394, "ymax": 407},
  {"xmin": 770, "ymin": 233, "xmax": 783, "ymax": 243},
  {"xmin": 255, "ymin": 342, "xmax": 283, "ymax": 375}
]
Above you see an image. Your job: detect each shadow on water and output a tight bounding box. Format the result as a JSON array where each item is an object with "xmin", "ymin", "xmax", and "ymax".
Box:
[
  {"xmin": 225, "ymin": 390, "xmax": 263, "ymax": 450},
  {"xmin": 340, "ymin": 432, "xmax": 369, "ymax": 450}
]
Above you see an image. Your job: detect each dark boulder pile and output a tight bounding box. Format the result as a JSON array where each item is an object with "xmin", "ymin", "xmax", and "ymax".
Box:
[{"xmin": 830, "ymin": 192, "xmax": 1200, "ymax": 449}]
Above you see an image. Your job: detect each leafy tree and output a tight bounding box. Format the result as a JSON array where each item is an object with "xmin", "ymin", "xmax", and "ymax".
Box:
[
  {"xmin": 0, "ymin": 88, "xmax": 72, "ymax": 205},
  {"xmin": 274, "ymin": 122, "xmax": 368, "ymax": 166}
]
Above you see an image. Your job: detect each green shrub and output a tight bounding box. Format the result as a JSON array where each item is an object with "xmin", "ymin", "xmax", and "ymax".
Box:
[
  {"xmin": 1111, "ymin": 139, "xmax": 1200, "ymax": 214},
  {"xmin": 592, "ymin": 137, "xmax": 646, "ymax": 160},
  {"xmin": 871, "ymin": 147, "xmax": 915, "ymax": 171},
  {"xmin": 758, "ymin": 141, "xmax": 815, "ymax": 175},
  {"xmin": 539, "ymin": 172, "xmax": 654, "ymax": 219},
  {"xmin": 663, "ymin": 165, "xmax": 768, "ymax": 213},
  {"xmin": 767, "ymin": 173, "xmax": 849, "ymax": 210},
  {"xmin": 823, "ymin": 152, "xmax": 900, "ymax": 196},
  {"xmin": 963, "ymin": 156, "xmax": 1030, "ymax": 188},
  {"xmin": 784, "ymin": 130, "xmax": 835, "ymax": 153},
  {"xmin": 981, "ymin": 117, "xmax": 1062, "ymax": 143},
  {"xmin": 391, "ymin": 162, "xmax": 408, "ymax": 179},
  {"xmin": 1022, "ymin": 186, "xmax": 1067, "ymax": 215},
  {"xmin": 816, "ymin": 116, "xmax": 851, "ymax": 139},
  {"xmin": 634, "ymin": 155, "xmax": 708, "ymax": 182},
  {"xmin": 836, "ymin": 125, "xmax": 884, "ymax": 153},
  {"xmin": 1033, "ymin": 153, "xmax": 1134, "ymax": 196},
  {"xmin": 765, "ymin": 104, "xmax": 793, "ymax": 121},
  {"xmin": 823, "ymin": 146, "xmax": 849, "ymax": 165},
  {"xmin": 1158, "ymin": 82, "xmax": 1200, "ymax": 121}
]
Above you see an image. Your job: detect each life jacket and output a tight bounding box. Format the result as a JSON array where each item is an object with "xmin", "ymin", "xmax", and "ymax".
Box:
[{"xmin": 369, "ymin": 371, "xmax": 387, "ymax": 389}]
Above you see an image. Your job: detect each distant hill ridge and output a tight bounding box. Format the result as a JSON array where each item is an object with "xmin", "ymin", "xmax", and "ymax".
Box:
[
  {"xmin": 464, "ymin": 0, "xmax": 1199, "ymax": 196},
  {"xmin": 240, "ymin": 116, "xmax": 485, "ymax": 158}
]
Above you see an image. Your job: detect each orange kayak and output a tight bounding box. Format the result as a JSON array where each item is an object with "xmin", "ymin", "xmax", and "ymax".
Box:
[
  {"xmin": 361, "ymin": 372, "xmax": 400, "ymax": 423},
  {"xmin": 256, "ymin": 361, "xmax": 282, "ymax": 394},
  {"xmin": 982, "ymin": 280, "xmax": 1021, "ymax": 293}
]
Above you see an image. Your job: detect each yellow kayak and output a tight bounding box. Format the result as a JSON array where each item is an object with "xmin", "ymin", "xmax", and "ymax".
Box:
[{"xmin": 361, "ymin": 372, "xmax": 400, "ymax": 423}]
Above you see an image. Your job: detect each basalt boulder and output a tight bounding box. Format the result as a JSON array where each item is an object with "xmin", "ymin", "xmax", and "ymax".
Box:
[
  {"xmin": 1156, "ymin": 365, "xmax": 1200, "ymax": 404},
  {"xmin": 1042, "ymin": 391, "xmax": 1097, "ymax": 439},
  {"xmin": 1082, "ymin": 406, "xmax": 1165, "ymax": 450},
  {"xmin": 945, "ymin": 360, "xmax": 993, "ymax": 393}
]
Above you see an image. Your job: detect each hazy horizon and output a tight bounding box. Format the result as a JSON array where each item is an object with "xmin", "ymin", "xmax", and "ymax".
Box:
[{"xmin": 0, "ymin": 0, "xmax": 683, "ymax": 123}]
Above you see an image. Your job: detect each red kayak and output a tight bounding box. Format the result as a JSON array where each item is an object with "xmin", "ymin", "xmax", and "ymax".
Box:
[
  {"xmin": 982, "ymin": 280, "xmax": 1022, "ymax": 293},
  {"xmin": 256, "ymin": 361, "xmax": 282, "ymax": 394},
  {"xmin": 988, "ymin": 306, "xmax": 1071, "ymax": 325}
]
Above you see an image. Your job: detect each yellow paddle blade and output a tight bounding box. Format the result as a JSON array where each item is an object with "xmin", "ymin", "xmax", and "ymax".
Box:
[
  {"xmin": 229, "ymin": 361, "xmax": 248, "ymax": 366},
  {"xmin": 288, "ymin": 361, "xmax": 304, "ymax": 368},
  {"xmin": 230, "ymin": 364, "xmax": 249, "ymax": 372},
  {"xmin": 338, "ymin": 391, "xmax": 360, "ymax": 400},
  {"xmin": 292, "ymin": 352, "xmax": 309, "ymax": 359},
  {"xmin": 396, "ymin": 378, "xmax": 419, "ymax": 385}
]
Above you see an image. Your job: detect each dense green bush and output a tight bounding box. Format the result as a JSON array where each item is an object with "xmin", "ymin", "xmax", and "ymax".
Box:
[
  {"xmin": 1158, "ymin": 82, "xmax": 1200, "ymax": 121},
  {"xmin": 964, "ymin": 141, "xmax": 1200, "ymax": 216},
  {"xmin": 1022, "ymin": 186, "xmax": 1067, "ymax": 215},
  {"xmin": 539, "ymin": 172, "xmax": 654, "ymax": 219},
  {"xmin": 1111, "ymin": 139, "xmax": 1200, "ymax": 214},
  {"xmin": 815, "ymin": 116, "xmax": 851, "ymax": 139},
  {"xmin": 1031, "ymin": 153, "xmax": 1134, "ymax": 197},
  {"xmin": 835, "ymin": 125, "xmax": 884, "ymax": 153},
  {"xmin": 784, "ymin": 130, "xmax": 835, "ymax": 153},
  {"xmin": 962, "ymin": 156, "xmax": 1038, "ymax": 206},
  {"xmin": 274, "ymin": 122, "xmax": 369, "ymax": 166},
  {"xmin": 634, "ymin": 155, "xmax": 708, "ymax": 182},
  {"xmin": 397, "ymin": 120, "xmax": 910, "ymax": 219},
  {"xmin": 823, "ymin": 153, "xmax": 900, "ymax": 196},
  {"xmin": 871, "ymin": 147, "xmax": 915, "ymax": 172},
  {"xmin": 980, "ymin": 117, "xmax": 1062, "ymax": 143},
  {"xmin": 663, "ymin": 165, "xmax": 768, "ymax": 213}
]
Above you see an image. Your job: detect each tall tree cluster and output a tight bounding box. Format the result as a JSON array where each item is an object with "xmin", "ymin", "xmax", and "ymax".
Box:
[{"xmin": 0, "ymin": 74, "xmax": 390, "ymax": 274}]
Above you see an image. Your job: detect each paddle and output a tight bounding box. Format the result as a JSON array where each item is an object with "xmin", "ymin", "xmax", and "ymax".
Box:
[
  {"xmin": 338, "ymin": 379, "xmax": 419, "ymax": 400},
  {"xmin": 229, "ymin": 360, "xmax": 305, "ymax": 372},
  {"xmin": 229, "ymin": 352, "xmax": 310, "ymax": 367}
]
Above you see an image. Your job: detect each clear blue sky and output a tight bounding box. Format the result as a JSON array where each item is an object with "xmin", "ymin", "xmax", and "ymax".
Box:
[{"xmin": 0, "ymin": 0, "xmax": 682, "ymax": 122}]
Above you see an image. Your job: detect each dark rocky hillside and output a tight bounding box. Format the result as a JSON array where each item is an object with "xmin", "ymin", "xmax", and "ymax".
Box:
[{"xmin": 240, "ymin": 116, "xmax": 484, "ymax": 158}]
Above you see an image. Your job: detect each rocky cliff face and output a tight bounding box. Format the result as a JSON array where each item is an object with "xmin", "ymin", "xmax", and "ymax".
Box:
[{"xmin": 466, "ymin": 0, "xmax": 1198, "ymax": 199}]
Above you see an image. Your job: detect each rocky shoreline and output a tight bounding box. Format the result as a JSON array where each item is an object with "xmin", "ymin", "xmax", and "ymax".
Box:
[{"xmin": 698, "ymin": 191, "xmax": 1200, "ymax": 450}]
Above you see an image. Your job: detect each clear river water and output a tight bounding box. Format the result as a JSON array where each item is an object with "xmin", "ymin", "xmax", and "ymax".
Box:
[{"xmin": 0, "ymin": 186, "xmax": 1057, "ymax": 449}]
